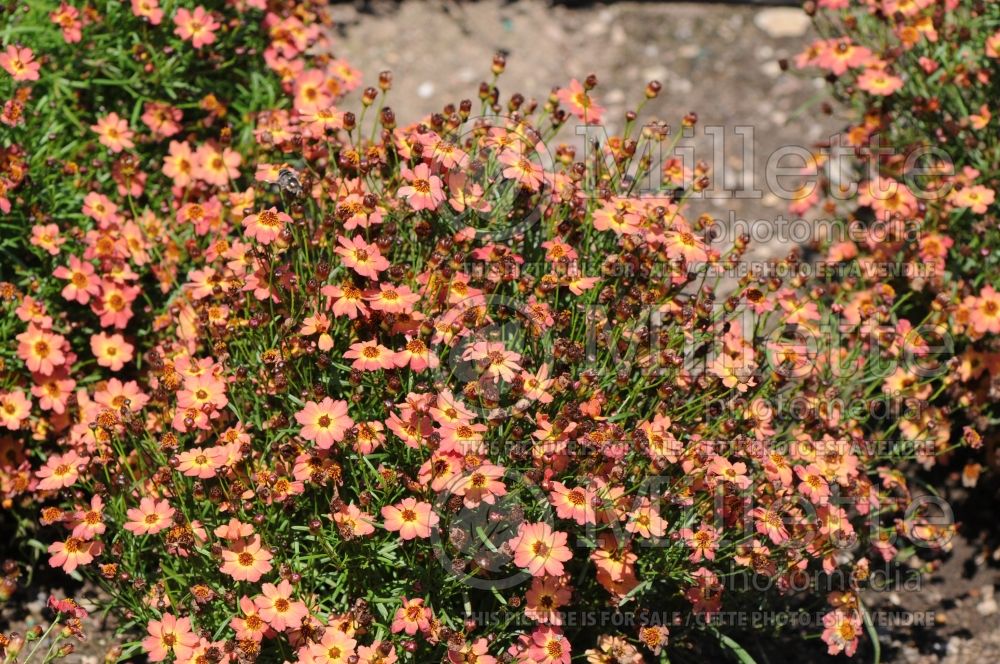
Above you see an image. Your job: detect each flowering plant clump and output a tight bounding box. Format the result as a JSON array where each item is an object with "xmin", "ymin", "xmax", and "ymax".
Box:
[
  {"xmin": 0, "ymin": 1, "xmax": 965, "ymax": 663},
  {"xmin": 795, "ymin": 0, "xmax": 999, "ymax": 482}
]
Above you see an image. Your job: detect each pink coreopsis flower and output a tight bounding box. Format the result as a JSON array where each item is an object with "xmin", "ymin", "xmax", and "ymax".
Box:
[
  {"xmin": 335, "ymin": 235, "xmax": 389, "ymax": 280},
  {"xmin": 381, "ymin": 498, "xmax": 438, "ymax": 541},
  {"xmin": 295, "ymin": 397, "xmax": 353, "ymax": 449},
  {"xmin": 124, "ymin": 497, "xmax": 175, "ymax": 536},
  {"xmin": 70, "ymin": 495, "xmax": 106, "ymax": 540},
  {"xmin": 255, "ymin": 580, "xmax": 308, "ymax": 632},
  {"xmin": 0, "ymin": 45, "xmax": 41, "ymax": 81},
  {"xmin": 556, "ymin": 78, "xmax": 604, "ymax": 123},
  {"xmin": 132, "ymin": 0, "xmax": 164, "ymax": 25},
  {"xmin": 174, "ymin": 6, "xmax": 219, "ymax": 48},
  {"xmin": 36, "ymin": 451, "xmax": 87, "ymax": 491},
  {"xmin": 90, "ymin": 332, "xmax": 134, "ymax": 371},
  {"xmin": 30, "ymin": 223, "xmax": 65, "ymax": 256},
  {"xmin": 344, "ymin": 339, "xmax": 401, "ymax": 371},
  {"xmin": 53, "ymin": 256, "xmax": 100, "ymax": 305},
  {"xmin": 242, "ymin": 207, "xmax": 290, "ymax": 245},
  {"xmin": 220, "ymin": 535, "xmax": 274, "ymax": 582},
  {"xmin": 0, "ymin": 390, "xmax": 31, "ymax": 430},
  {"xmin": 463, "ymin": 341, "xmax": 522, "ymax": 383},
  {"xmin": 390, "ymin": 597, "xmax": 431, "ymax": 635},
  {"xmin": 49, "ymin": 4, "xmax": 83, "ymax": 43},
  {"xmin": 510, "ymin": 522, "xmax": 573, "ymax": 577},
  {"xmin": 91, "ymin": 113, "xmax": 135, "ymax": 153},
  {"xmin": 48, "ymin": 537, "xmax": 101, "ymax": 573},
  {"xmin": 398, "ymin": 163, "xmax": 445, "ymax": 211},
  {"xmin": 142, "ymin": 614, "xmax": 199, "ymax": 662},
  {"xmin": 231, "ymin": 596, "xmax": 270, "ymax": 642},
  {"xmin": 195, "ymin": 143, "xmax": 241, "ymax": 186}
]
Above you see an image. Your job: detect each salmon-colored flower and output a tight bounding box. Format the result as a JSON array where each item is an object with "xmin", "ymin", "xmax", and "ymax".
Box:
[
  {"xmin": 398, "ymin": 163, "xmax": 445, "ymax": 211},
  {"xmin": 463, "ymin": 341, "xmax": 522, "ymax": 383},
  {"xmin": 163, "ymin": 140, "xmax": 196, "ymax": 187},
  {"xmin": 381, "ymin": 498, "xmax": 438, "ymax": 540},
  {"xmin": 195, "ymin": 143, "xmax": 242, "ymax": 186},
  {"xmin": 174, "ymin": 6, "xmax": 219, "ymax": 49},
  {"xmin": 30, "ymin": 223, "xmax": 65, "ymax": 256},
  {"xmin": 54, "ymin": 256, "xmax": 101, "ymax": 304},
  {"xmin": 391, "ymin": 596, "xmax": 432, "ymax": 635},
  {"xmin": 0, "ymin": 390, "xmax": 31, "ymax": 430},
  {"xmin": 453, "ymin": 463, "xmax": 507, "ymax": 507},
  {"xmin": 221, "ymin": 535, "xmax": 274, "ymax": 582},
  {"xmin": 36, "ymin": 451, "xmax": 88, "ymax": 491},
  {"xmin": 333, "ymin": 503, "xmax": 376, "ymax": 538},
  {"xmin": 90, "ymin": 332, "xmax": 134, "ymax": 371},
  {"xmin": 231, "ymin": 596, "xmax": 271, "ymax": 642},
  {"xmin": 93, "ymin": 281, "xmax": 140, "ymax": 329},
  {"xmin": 680, "ymin": 524, "xmax": 719, "ymax": 563},
  {"xmin": 322, "ymin": 282, "xmax": 370, "ymax": 319},
  {"xmin": 0, "ymin": 45, "xmax": 41, "ymax": 81},
  {"xmin": 367, "ymin": 283, "xmax": 420, "ymax": 314},
  {"xmin": 255, "ymin": 580, "xmax": 308, "ymax": 632},
  {"xmin": 50, "ymin": 3, "xmax": 83, "ymax": 43},
  {"xmin": 524, "ymin": 625, "xmax": 571, "ymax": 664},
  {"xmin": 31, "ymin": 374, "xmax": 76, "ymax": 414},
  {"xmin": 557, "ymin": 78, "xmax": 604, "ymax": 123},
  {"xmin": 856, "ymin": 67, "xmax": 904, "ymax": 96},
  {"xmin": 214, "ymin": 518, "xmax": 255, "ymax": 541},
  {"xmin": 176, "ymin": 447, "xmax": 220, "ymax": 479},
  {"xmin": 549, "ymin": 482, "xmax": 596, "ymax": 526},
  {"xmin": 499, "ymin": 147, "xmax": 545, "ymax": 191},
  {"xmin": 510, "ymin": 522, "xmax": 573, "ymax": 577},
  {"xmin": 345, "ymin": 339, "xmax": 401, "ymax": 371},
  {"xmin": 70, "ymin": 495, "xmax": 106, "ymax": 540},
  {"xmin": 335, "ymin": 235, "xmax": 389, "ymax": 280},
  {"xmin": 142, "ymin": 613, "xmax": 199, "ymax": 662},
  {"xmin": 243, "ymin": 207, "xmax": 291, "ymax": 245},
  {"xmin": 302, "ymin": 627, "xmax": 358, "ymax": 663},
  {"xmin": 821, "ymin": 610, "xmax": 861, "ymax": 657},
  {"xmin": 524, "ymin": 576, "xmax": 571, "ymax": 624},
  {"xmin": 948, "ymin": 184, "xmax": 995, "ymax": 215},
  {"xmin": 132, "ymin": 0, "xmax": 164, "ymax": 26},
  {"xmin": 124, "ymin": 497, "xmax": 176, "ymax": 536},
  {"xmin": 141, "ymin": 100, "xmax": 181, "ymax": 137},
  {"xmin": 971, "ymin": 285, "xmax": 1000, "ymax": 336},
  {"xmin": 47, "ymin": 537, "xmax": 101, "ymax": 573},
  {"xmin": 301, "ymin": 313, "xmax": 334, "ymax": 351},
  {"xmin": 625, "ymin": 498, "xmax": 668, "ymax": 539},
  {"xmin": 295, "ymin": 397, "xmax": 353, "ymax": 449},
  {"xmin": 16, "ymin": 325, "xmax": 66, "ymax": 376},
  {"xmin": 91, "ymin": 113, "xmax": 135, "ymax": 153}
]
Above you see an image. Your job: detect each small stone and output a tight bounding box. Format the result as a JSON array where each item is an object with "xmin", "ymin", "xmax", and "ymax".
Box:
[
  {"xmin": 977, "ymin": 598, "xmax": 998, "ymax": 616},
  {"xmin": 605, "ymin": 89, "xmax": 626, "ymax": 105},
  {"xmin": 416, "ymin": 82, "xmax": 434, "ymax": 99},
  {"xmin": 760, "ymin": 61, "xmax": 782, "ymax": 78},
  {"xmin": 610, "ymin": 24, "xmax": 627, "ymax": 46},
  {"xmin": 668, "ymin": 78, "xmax": 692, "ymax": 95},
  {"xmin": 678, "ymin": 44, "xmax": 700, "ymax": 59},
  {"xmin": 756, "ymin": 45, "xmax": 774, "ymax": 60},
  {"xmin": 643, "ymin": 66, "xmax": 668, "ymax": 82},
  {"xmin": 754, "ymin": 8, "xmax": 811, "ymax": 39}
]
